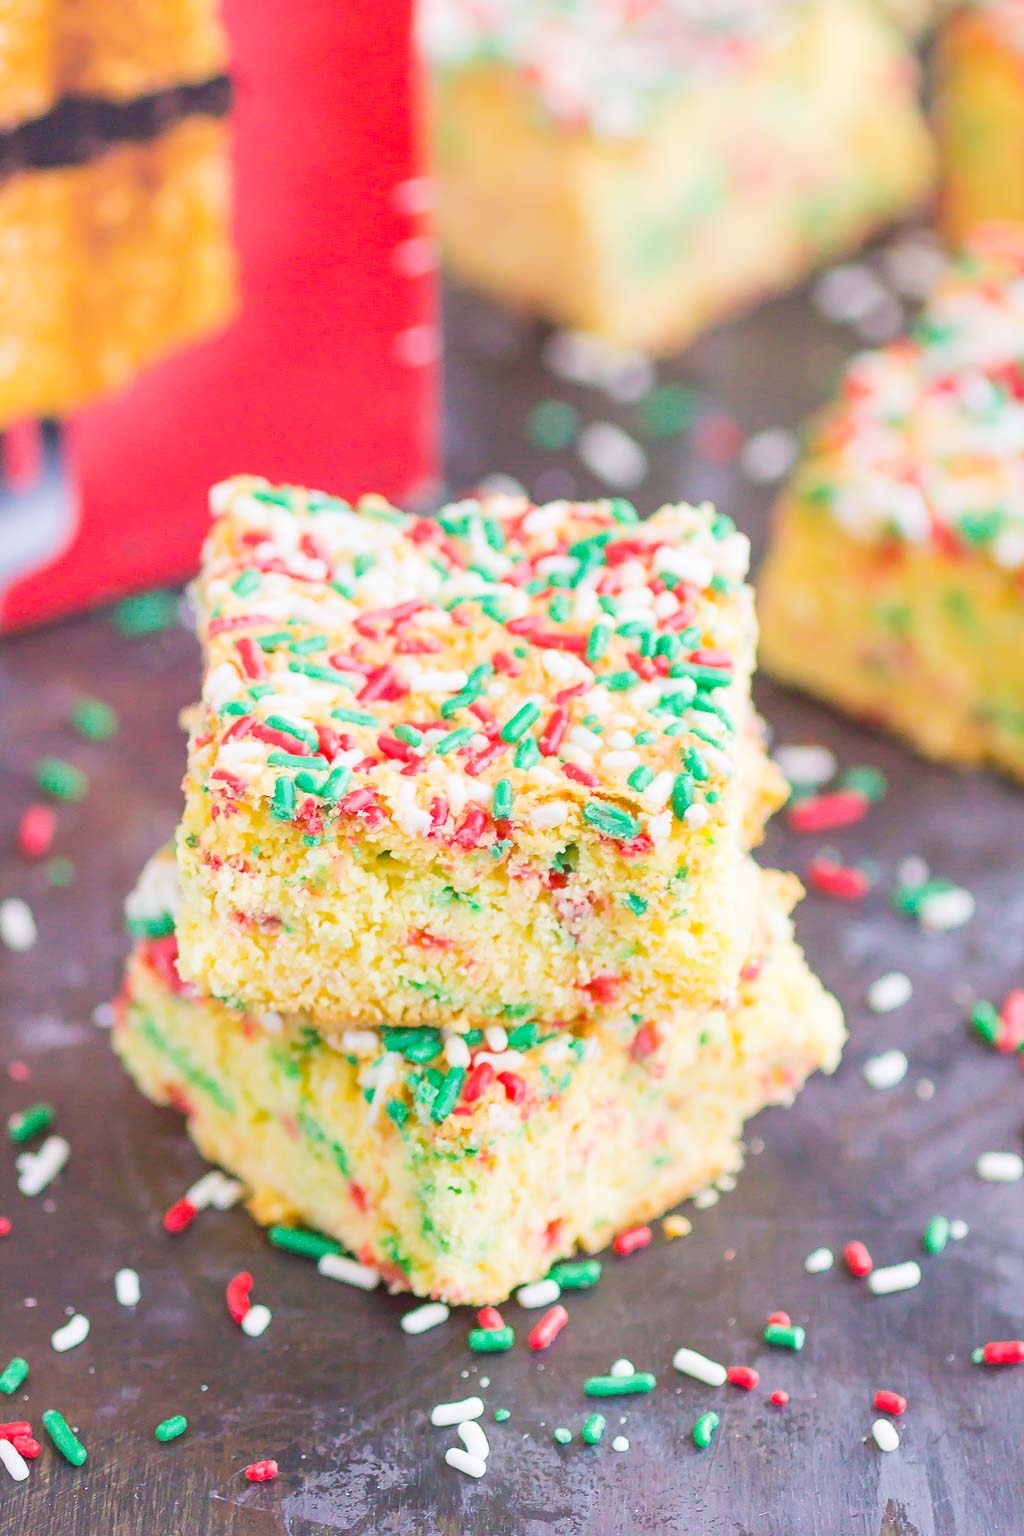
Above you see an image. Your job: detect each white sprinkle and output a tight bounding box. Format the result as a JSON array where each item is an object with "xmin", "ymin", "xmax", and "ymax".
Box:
[
  {"xmin": 317, "ymin": 1253, "xmax": 381, "ymax": 1290},
  {"xmin": 241, "ymin": 1303, "xmax": 272, "ymax": 1338},
  {"xmin": 527, "ymin": 801, "xmax": 571, "ymax": 831},
  {"xmin": 612, "ymin": 1436, "xmax": 630, "ymax": 1452},
  {"xmin": 0, "ymin": 898, "xmax": 37, "ymax": 953},
  {"xmin": 483, "ymin": 1025, "xmax": 508, "ymax": 1053},
  {"xmin": 672, "ymin": 1347, "xmax": 727, "ymax": 1387},
  {"xmin": 445, "ymin": 1446, "xmax": 487, "ymax": 1478},
  {"xmin": 0, "ymin": 1438, "xmax": 29, "ymax": 1481},
  {"xmin": 516, "ymin": 1278, "xmax": 560, "ymax": 1309},
  {"xmin": 772, "ymin": 744, "xmax": 836, "ymax": 788},
  {"xmin": 863, "ymin": 1050, "xmax": 908, "ymax": 1091},
  {"xmin": 458, "ymin": 1420, "xmax": 490, "ymax": 1461},
  {"xmin": 340, "ymin": 1028, "xmax": 379, "ymax": 1056},
  {"xmin": 91, "ymin": 1002, "xmax": 116, "ymax": 1029},
  {"xmin": 872, "ymin": 1418, "xmax": 901, "ymax": 1453},
  {"xmin": 609, "ymin": 1358, "xmax": 635, "ymax": 1378},
  {"xmin": 919, "ymin": 886, "xmax": 974, "ymax": 934},
  {"xmin": 976, "ymin": 1151, "xmax": 1024, "ymax": 1183},
  {"xmin": 866, "ymin": 973, "xmax": 912, "ymax": 1014},
  {"xmin": 431, "ymin": 1396, "xmax": 485, "ymax": 1427},
  {"xmin": 898, "ymin": 855, "xmax": 929, "ymax": 886},
  {"xmin": 444, "ymin": 1034, "xmax": 471, "ymax": 1069},
  {"xmin": 208, "ymin": 1174, "xmax": 244, "ymax": 1210},
  {"xmin": 186, "ymin": 1170, "xmax": 227, "ymax": 1211},
  {"xmin": 401, "ymin": 1302, "xmax": 450, "ymax": 1335},
  {"xmin": 51, "ymin": 1313, "xmax": 90, "ymax": 1352},
  {"xmin": 813, "ymin": 263, "xmax": 888, "ymax": 324},
  {"xmin": 577, "ymin": 422, "xmax": 648, "ymax": 489},
  {"xmin": 950, "ymin": 1220, "xmax": 969, "ymax": 1241},
  {"xmin": 17, "ymin": 1134, "xmax": 69, "ymax": 1196},
  {"xmin": 882, "ymin": 232, "xmax": 946, "ymax": 299},
  {"xmin": 693, "ymin": 1188, "xmax": 719, "ymax": 1210},
  {"xmin": 867, "ymin": 1261, "xmax": 922, "ymax": 1296},
  {"xmin": 804, "ymin": 1247, "xmax": 835, "ymax": 1275},
  {"xmin": 114, "ymin": 1268, "xmax": 140, "ymax": 1307},
  {"xmin": 739, "ymin": 428, "xmax": 797, "ymax": 485}
]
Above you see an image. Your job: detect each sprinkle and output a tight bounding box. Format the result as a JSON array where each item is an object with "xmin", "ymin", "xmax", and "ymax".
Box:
[
  {"xmin": 111, "ymin": 589, "xmax": 178, "ymax": 635},
  {"xmin": 806, "ymin": 855, "xmax": 870, "ymax": 901},
  {"xmin": 445, "ymin": 1447, "xmax": 486, "ymax": 1478},
  {"xmin": 692, "ymin": 1411, "xmax": 719, "ymax": 1450},
  {"xmin": 766, "ymin": 1311, "xmax": 791, "ymax": 1328},
  {"xmin": 155, "ymin": 1415, "xmax": 188, "ymax": 1443},
  {"xmin": 583, "ymin": 802, "xmax": 641, "ymax": 841},
  {"xmin": 727, "ymin": 1366, "xmax": 759, "ymax": 1391},
  {"xmin": 33, "ymin": 757, "xmax": 88, "ymax": 802},
  {"xmin": 267, "ymin": 1225, "xmax": 341, "ymax": 1262},
  {"xmin": 804, "ymin": 1247, "xmax": 834, "ymax": 1274},
  {"xmin": 974, "ymin": 1340, "xmax": 1024, "ymax": 1366},
  {"xmin": 17, "ymin": 1135, "xmax": 69, "ymax": 1196},
  {"xmin": 738, "ymin": 427, "xmax": 797, "ymax": 484},
  {"xmin": 10, "ymin": 1435, "xmax": 38, "ymax": 1461},
  {"xmin": 0, "ymin": 900, "xmax": 37, "ymax": 953},
  {"xmin": 7, "ymin": 1103, "xmax": 53, "ymax": 1143},
  {"xmin": 70, "ymin": 697, "xmax": 118, "ymax": 741},
  {"xmin": 526, "ymin": 400, "xmax": 578, "ymax": 450},
  {"xmin": 672, "ymin": 1348, "xmax": 727, "ymax": 1387},
  {"xmin": 874, "ymin": 1390, "xmax": 907, "ymax": 1415},
  {"xmin": 458, "ymin": 1420, "xmax": 490, "ymax": 1462},
  {"xmin": 0, "ymin": 1437, "xmax": 30, "ymax": 1483},
  {"xmin": 317, "ymin": 1253, "xmax": 380, "ymax": 1290},
  {"xmin": 50, "ymin": 1314, "xmax": 89, "ymax": 1354},
  {"xmin": 402, "ymin": 1302, "xmax": 449, "ymax": 1335},
  {"xmin": 866, "ymin": 973, "xmax": 912, "ymax": 1014},
  {"xmin": 241, "ymin": 1304, "xmax": 272, "ymax": 1338},
  {"xmin": 662, "ymin": 1215, "xmax": 692, "ymax": 1240},
  {"xmin": 115, "ymin": 1269, "xmax": 140, "ymax": 1307},
  {"xmin": 529, "ymin": 1306, "xmax": 569, "ymax": 1351},
  {"xmin": 584, "ymin": 1373, "xmax": 655, "ymax": 1397},
  {"xmin": 871, "ymin": 1419, "xmax": 900, "ymax": 1453},
  {"xmin": 431, "ymin": 1397, "xmax": 485, "ymax": 1427},
  {"xmin": 163, "ymin": 1198, "xmax": 198, "ymax": 1234},
  {"xmin": 764, "ymin": 1323, "xmax": 804, "ymax": 1351},
  {"xmin": 918, "ymin": 886, "xmax": 974, "ymax": 934},
  {"xmin": 787, "ymin": 789, "xmax": 869, "ymax": 833},
  {"xmin": 578, "ymin": 422, "xmax": 648, "ymax": 489},
  {"xmin": 922, "ymin": 1216, "xmax": 951, "ymax": 1255},
  {"xmin": 863, "ymin": 1051, "xmax": 908, "ymax": 1091},
  {"xmin": 244, "ymin": 1459, "xmax": 278, "ymax": 1482},
  {"xmin": 770, "ymin": 1390, "xmax": 789, "ymax": 1407},
  {"xmin": 582, "ymin": 1413, "xmax": 606, "ymax": 1444},
  {"xmin": 468, "ymin": 1327, "xmax": 515, "ymax": 1354},
  {"xmin": 609, "ymin": 1359, "xmax": 635, "ymax": 1377},
  {"xmin": 867, "ymin": 1262, "xmax": 921, "ymax": 1296},
  {"xmin": 612, "ymin": 1224, "xmax": 652, "ymax": 1257},
  {"xmin": 612, "ymin": 1435, "xmax": 630, "ymax": 1452},
  {"xmin": 976, "ymin": 1151, "xmax": 1024, "ymax": 1183},
  {"xmin": 17, "ymin": 806, "xmax": 55, "ymax": 860},
  {"xmin": 0, "ymin": 1360, "xmax": 27, "ymax": 1395},
  {"xmin": 950, "ymin": 1219, "xmax": 969, "ymax": 1241},
  {"xmin": 493, "ymin": 1408, "xmax": 510, "ymax": 1423},
  {"xmin": 516, "ymin": 1278, "xmax": 560, "ymax": 1309},
  {"xmin": 548, "ymin": 1259, "xmax": 601, "ymax": 1290},
  {"xmin": 42, "ymin": 1410, "xmax": 87, "ymax": 1466},
  {"xmin": 773, "ymin": 744, "xmax": 836, "ymax": 788},
  {"xmin": 500, "ymin": 702, "xmax": 541, "ymax": 743},
  {"xmin": 844, "ymin": 1241, "xmax": 873, "ymax": 1278}
]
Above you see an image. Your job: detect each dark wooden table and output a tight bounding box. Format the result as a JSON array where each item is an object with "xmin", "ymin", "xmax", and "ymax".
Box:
[{"xmin": 2, "ymin": 273, "xmax": 1024, "ymax": 1536}]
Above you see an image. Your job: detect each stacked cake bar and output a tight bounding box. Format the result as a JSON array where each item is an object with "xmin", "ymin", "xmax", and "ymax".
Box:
[
  {"xmin": 115, "ymin": 478, "xmax": 844, "ymax": 1302},
  {"xmin": 937, "ymin": 0, "xmax": 1024, "ymax": 243},
  {"xmin": 0, "ymin": 0, "xmax": 234, "ymax": 426},
  {"xmin": 421, "ymin": 0, "xmax": 934, "ymax": 353},
  {"xmin": 758, "ymin": 225, "xmax": 1024, "ymax": 780}
]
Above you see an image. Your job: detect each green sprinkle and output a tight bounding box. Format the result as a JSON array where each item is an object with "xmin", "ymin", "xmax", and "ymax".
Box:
[
  {"xmin": 764, "ymin": 1323, "xmax": 805, "ymax": 1351},
  {"xmin": 258, "ymin": 631, "xmax": 294, "ymax": 651},
  {"xmin": 670, "ymin": 662, "xmax": 730, "ymax": 690},
  {"xmin": 435, "ymin": 726, "xmax": 475, "ymax": 755},
  {"xmin": 549, "ymin": 594, "xmax": 571, "ymax": 624},
  {"xmin": 386, "ymin": 1099, "xmax": 410, "ymax": 1129},
  {"xmin": 840, "ymin": 765, "xmax": 887, "ymax": 802},
  {"xmin": 493, "ymin": 778, "xmax": 514, "ymax": 819},
  {"xmin": 494, "ymin": 1408, "xmax": 511, "ymax": 1423},
  {"xmin": 266, "ymin": 713, "xmax": 318, "ymax": 749},
  {"xmin": 692, "ymin": 1411, "xmax": 719, "ymax": 1450},
  {"xmin": 0, "ymin": 1357, "xmax": 28, "ymax": 1395},
  {"xmin": 584, "ymin": 1372, "xmax": 656, "ymax": 1397},
  {"xmin": 969, "ymin": 1001, "xmax": 1001, "ymax": 1046},
  {"xmin": 268, "ymin": 1224, "xmax": 342, "ymax": 1261},
  {"xmin": 320, "ymin": 765, "xmax": 353, "ymax": 802},
  {"xmin": 671, "ymin": 773, "xmax": 695, "ymax": 819},
  {"xmin": 607, "ymin": 498, "xmax": 639, "ymax": 524},
  {"xmin": 332, "ymin": 706, "xmax": 377, "ymax": 727},
  {"xmin": 127, "ymin": 910, "xmax": 174, "ymax": 939},
  {"xmin": 627, "ymin": 764, "xmax": 653, "ymax": 793},
  {"xmin": 582, "ymin": 1413, "xmax": 606, "ymax": 1444},
  {"xmin": 249, "ymin": 486, "xmax": 293, "ymax": 508},
  {"xmin": 394, "ymin": 724, "xmax": 423, "ymax": 747},
  {"xmin": 605, "ymin": 670, "xmax": 636, "ymax": 691},
  {"xmin": 381, "ymin": 1027, "xmax": 442, "ymax": 1063},
  {"xmin": 514, "ymin": 736, "xmax": 540, "ymax": 770},
  {"xmin": 501, "ymin": 702, "xmax": 541, "ymax": 743},
  {"xmin": 45, "ymin": 858, "xmax": 76, "ymax": 887},
  {"xmin": 922, "ymin": 1215, "xmax": 951, "ymax": 1255},
  {"xmin": 553, "ymin": 1427, "xmax": 573, "ymax": 1445},
  {"xmin": 507, "ymin": 1022, "xmax": 539, "ymax": 1051},
  {"xmin": 70, "ymin": 697, "xmax": 118, "ymax": 741},
  {"xmin": 586, "ymin": 623, "xmax": 611, "ymax": 663},
  {"xmin": 635, "ymin": 384, "xmax": 698, "ymax": 439},
  {"xmin": 155, "ymin": 1415, "xmax": 188, "ymax": 1443},
  {"xmin": 271, "ymin": 776, "xmax": 296, "ymax": 821},
  {"xmin": 353, "ymin": 552, "xmax": 375, "ymax": 578},
  {"xmin": 34, "ymin": 757, "xmax": 87, "ymax": 802},
  {"xmin": 111, "ymin": 589, "xmax": 178, "ymax": 636},
  {"xmin": 268, "ymin": 751, "xmax": 328, "ymax": 771},
  {"xmin": 289, "ymin": 660, "xmax": 358, "ymax": 688},
  {"xmin": 468, "ymin": 1326, "xmax": 515, "ymax": 1353},
  {"xmin": 891, "ymin": 878, "xmax": 954, "ymax": 917},
  {"xmin": 43, "ymin": 1409, "xmax": 87, "ymax": 1466},
  {"xmin": 622, "ymin": 892, "xmax": 647, "ymax": 916},
  {"xmin": 7, "ymin": 1102, "xmax": 53, "ymax": 1143},
  {"xmin": 683, "ymin": 747, "xmax": 708, "ymax": 782},
  {"xmin": 548, "ymin": 1259, "xmax": 601, "ymax": 1290},
  {"xmin": 527, "ymin": 399, "xmax": 578, "ymax": 450},
  {"xmin": 294, "ymin": 770, "xmax": 327, "ymax": 797},
  {"xmin": 430, "ymin": 1066, "xmax": 466, "ymax": 1122},
  {"xmin": 582, "ymin": 801, "xmax": 640, "ymax": 840},
  {"xmin": 289, "ymin": 634, "xmax": 329, "ymax": 656},
  {"xmin": 231, "ymin": 568, "xmax": 261, "ymax": 597}
]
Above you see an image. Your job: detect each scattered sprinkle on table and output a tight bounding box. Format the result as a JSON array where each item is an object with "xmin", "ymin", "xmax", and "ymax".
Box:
[
  {"xmin": 609, "ymin": 1358, "xmax": 634, "ymax": 1377},
  {"xmin": 16, "ymin": 1132, "xmax": 69, "ymax": 1198},
  {"xmin": 114, "ymin": 1269, "xmax": 141, "ymax": 1308},
  {"xmin": 672, "ymin": 1347, "xmax": 727, "ymax": 1387},
  {"xmin": 7, "ymin": 1103, "xmax": 53, "ymax": 1143},
  {"xmin": 0, "ymin": 900, "xmax": 37, "ymax": 954},
  {"xmin": 867, "ymin": 1261, "xmax": 921, "ymax": 1296},
  {"xmin": 468, "ymin": 1325, "xmax": 515, "ymax": 1354},
  {"xmin": 70, "ymin": 697, "xmax": 119, "ymax": 741},
  {"xmin": 612, "ymin": 1435, "xmax": 630, "ymax": 1453},
  {"xmin": 401, "ymin": 1302, "xmax": 449, "ymax": 1335},
  {"xmin": 738, "ymin": 427, "xmax": 797, "ymax": 485},
  {"xmin": 317, "ymin": 1253, "xmax": 380, "ymax": 1289},
  {"xmin": 582, "ymin": 1413, "xmax": 606, "ymax": 1444},
  {"xmin": 241, "ymin": 1304, "xmax": 272, "ymax": 1339},
  {"xmin": 844, "ymin": 1241, "xmax": 873, "ymax": 1278},
  {"xmin": 16, "ymin": 805, "xmax": 54, "ymax": 860},
  {"xmin": 431, "ymin": 1396, "xmax": 485, "ymax": 1428},
  {"xmin": 692, "ymin": 1411, "xmax": 719, "ymax": 1450},
  {"xmin": 50, "ymin": 1314, "xmax": 89, "ymax": 1353},
  {"xmin": 662, "ymin": 1215, "xmax": 692, "ymax": 1240},
  {"xmin": 445, "ymin": 1447, "xmax": 486, "ymax": 1478},
  {"xmin": 585, "ymin": 1372, "xmax": 655, "ymax": 1397},
  {"xmin": 973, "ymin": 1340, "xmax": 1024, "ymax": 1366},
  {"xmin": 804, "ymin": 1247, "xmax": 834, "ymax": 1275},
  {"xmin": 976, "ymin": 1152, "xmax": 1024, "ymax": 1183},
  {"xmin": 922, "ymin": 1216, "xmax": 951, "ymax": 1255},
  {"xmin": 863, "ymin": 1050, "xmax": 908, "ymax": 1091},
  {"xmin": 0, "ymin": 1438, "xmax": 29, "ymax": 1482},
  {"xmin": 458, "ymin": 1421, "xmax": 489, "ymax": 1462},
  {"xmin": 866, "ymin": 973, "xmax": 912, "ymax": 1014},
  {"xmin": 770, "ymin": 1390, "xmax": 789, "ymax": 1407},
  {"xmin": 155, "ymin": 1415, "xmax": 188, "ymax": 1443},
  {"xmin": 577, "ymin": 422, "xmax": 648, "ymax": 489},
  {"xmin": 764, "ymin": 1323, "xmax": 805, "ymax": 1351},
  {"xmin": 727, "ymin": 1366, "xmax": 759, "ymax": 1391},
  {"xmin": 612, "ymin": 1224, "xmax": 652, "ymax": 1257},
  {"xmin": 548, "ymin": 1259, "xmax": 601, "ymax": 1289},
  {"xmin": 874, "ymin": 1390, "xmax": 907, "ymax": 1415},
  {"xmin": 244, "ymin": 1459, "xmax": 278, "ymax": 1482},
  {"xmin": 553, "ymin": 1426, "xmax": 573, "ymax": 1445},
  {"xmin": 267, "ymin": 1224, "xmax": 340, "ymax": 1261},
  {"xmin": 0, "ymin": 1359, "xmax": 28, "ymax": 1396},
  {"xmin": 33, "ymin": 757, "xmax": 88, "ymax": 802},
  {"xmin": 773, "ymin": 744, "xmax": 836, "ymax": 788},
  {"xmin": 516, "ymin": 1278, "xmax": 560, "ymax": 1309},
  {"xmin": 528, "ymin": 1305, "xmax": 569, "ymax": 1351},
  {"xmin": 42, "ymin": 1410, "xmax": 86, "ymax": 1466},
  {"xmin": 871, "ymin": 1419, "xmax": 900, "ymax": 1453},
  {"xmin": 919, "ymin": 886, "xmax": 975, "ymax": 934}
]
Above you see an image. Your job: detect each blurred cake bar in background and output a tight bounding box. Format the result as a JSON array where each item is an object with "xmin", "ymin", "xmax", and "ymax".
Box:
[
  {"xmin": 758, "ymin": 224, "xmax": 1024, "ymax": 781},
  {"xmin": 937, "ymin": 0, "xmax": 1024, "ymax": 243},
  {"xmin": 0, "ymin": 0, "xmax": 235, "ymax": 427},
  {"xmin": 116, "ymin": 849, "xmax": 844, "ymax": 1304},
  {"xmin": 421, "ymin": 0, "xmax": 934, "ymax": 353}
]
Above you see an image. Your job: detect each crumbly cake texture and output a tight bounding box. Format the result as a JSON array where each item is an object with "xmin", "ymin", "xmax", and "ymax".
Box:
[
  {"xmin": 759, "ymin": 226, "xmax": 1024, "ymax": 781},
  {"xmin": 175, "ymin": 477, "xmax": 786, "ymax": 1034},
  {"xmin": 937, "ymin": 1, "xmax": 1024, "ymax": 243},
  {"xmin": 424, "ymin": 0, "xmax": 933, "ymax": 351},
  {"xmin": 116, "ymin": 850, "xmax": 844, "ymax": 1304}
]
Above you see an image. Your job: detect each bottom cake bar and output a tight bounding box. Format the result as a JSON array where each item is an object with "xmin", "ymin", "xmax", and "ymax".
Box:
[{"xmin": 114, "ymin": 852, "xmax": 844, "ymax": 1305}]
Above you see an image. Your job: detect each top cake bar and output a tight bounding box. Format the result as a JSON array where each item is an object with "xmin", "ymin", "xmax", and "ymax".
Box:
[{"xmin": 175, "ymin": 477, "xmax": 784, "ymax": 1033}]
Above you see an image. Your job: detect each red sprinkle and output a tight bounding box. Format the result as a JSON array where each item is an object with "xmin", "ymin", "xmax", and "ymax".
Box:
[
  {"xmin": 11, "ymin": 1435, "xmax": 39, "ymax": 1459},
  {"xmin": 998, "ymin": 990, "xmax": 1024, "ymax": 1052},
  {"xmin": 0, "ymin": 1217, "xmax": 11, "ymax": 1238},
  {"xmin": 17, "ymin": 804, "xmax": 55, "ymax": 860},
  {"xmin": 528, "ymin": 1304, "xmax": 569, "ymax": 1351},
  {"xmin": 0, "ymin": 1423, "xmax": 31, "ymax": 1440},
  {"xmin": 613, "ymin": 1225, "xmax": 652, "ymax": 1258},
  {"xmin": 244, "ymin": 1459, "xmax": 279, "ymax": 1482},
  {"xmin": 766, "ymin": 1311, "xmax": 791, "ymax": 1328},
  {"xmin": 806, "ymin": 856, "xmax": 871, "ymax": 902},
  {"xmin": 497, "ymin": 1071, "xmax": 526, "ymax": 1104},
  {"xmin": 844, "ymin": 1240, "xmax": 873, "ymax": 1278},
  {"xmin": 235, "ymin": 636, "xmax": 268, "ymax": 681},
  {"xmin": 163, "ymin": 1198, "xmax": 198, "ymax": 1235},
  {"xmin": 874, "ymin": 1389, "xmax": 907, "ymax": 1415},
  {"xmin": 538, "ymin": 706, "xmax": 570, "ymax": 757},
  {"xmin": 770, "ymin": 1390, "xmax": 789, "ymax": 1407},
  {"xmin": 787, "ymin": 790, "xmax": 870, "ymax": 834},
  {"xmin": 477, "ymin": 1306, "xmax": 503, "ymax": 1331},
  {"xmin": 727, "ymin": 1366, "xmax": 760, "ymax": 1391},
  {"xmin": 981, "ymin": 1340, "xmax": 1024, "ymax": 1365},
  {"xmin": 462, "ymin": 1061, "xmax": 495, "ymax": 1105},
  {"xmin": 226, "ymin": 1270, "xmax": 254, "ymax": 1325}
]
